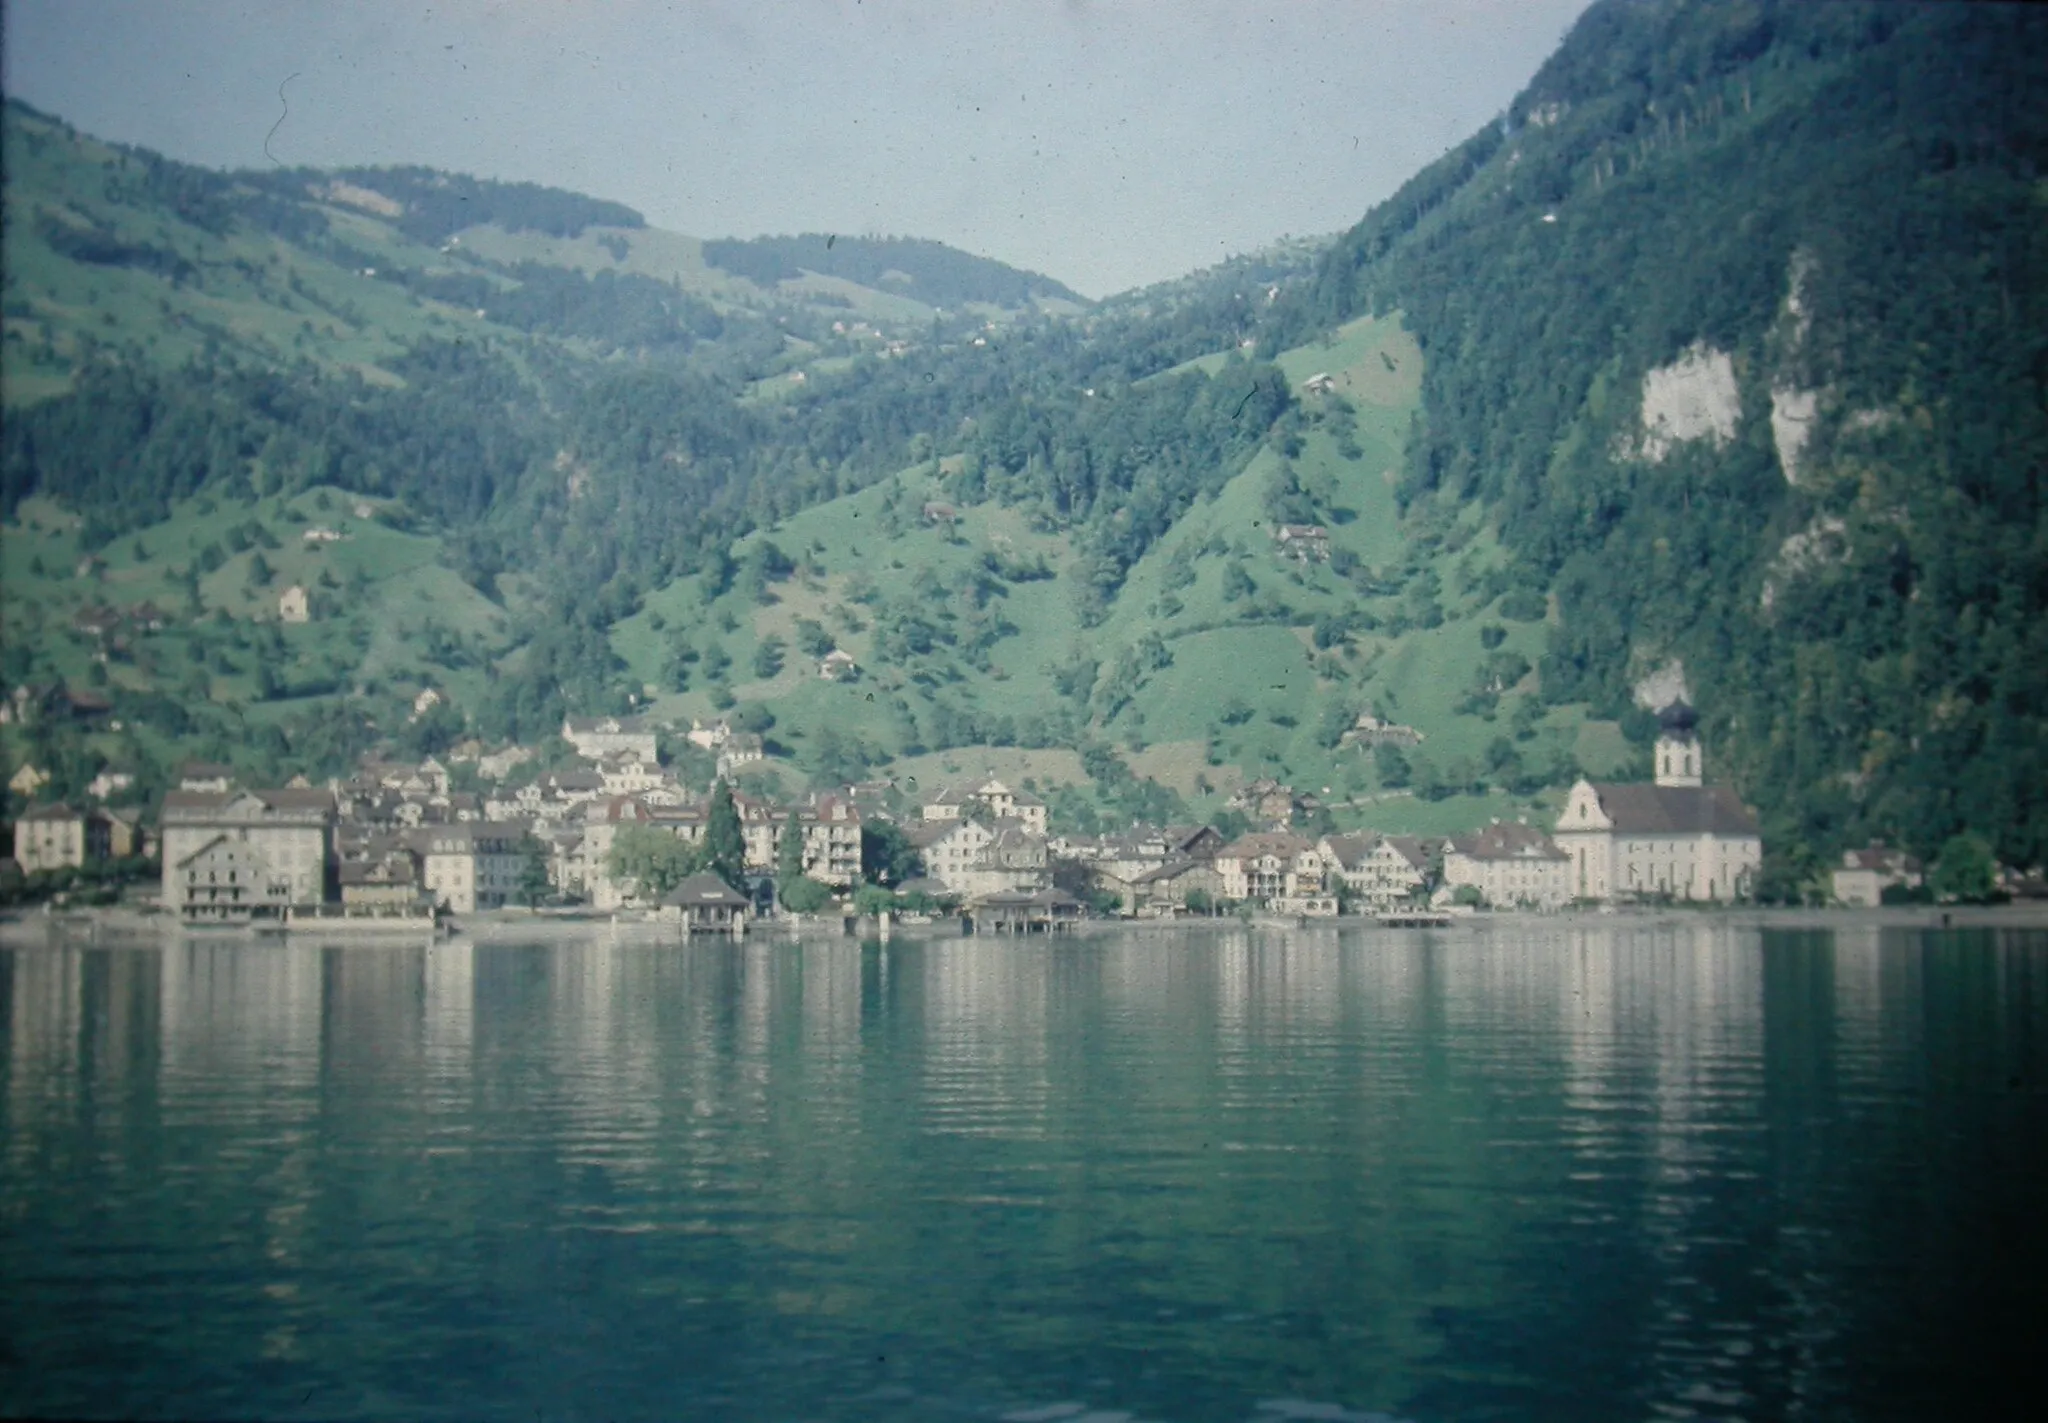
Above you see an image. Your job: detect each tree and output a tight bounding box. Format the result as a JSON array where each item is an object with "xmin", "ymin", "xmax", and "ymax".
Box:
[
  {"xmin": 776, "ymin": 814, "xmax": 806, "ymax": 887},
  {"xmin": 752, "ymin": 635, "xmax": 786, "ymax": 679},
  {"xmin": 1375, "ymin": 742, "xmax": 1411, "ymax": 788},
  {"xmin": 606, "ymin": 824, "xmax": 701, "ymax": 902},
  {"xmin": 1930, "ymin": 832, "xmax": 1999, "ymax": 904},
  {"xmin": 853, "ymin": 883, "xmax": 899, "ymax": 917},
  {"xmin": 517, "ymin": 837, "xmax": 552, "ymax": 908},
  {"xmin": 793, "ymin": 618, "xmax": 834, "ymax": 658},
  {"xmin": 860, "ymin": 819, "xmax": 921, "ymax": 887},
  {"xmin": 702, "ymin": 780, "xmax": 746, "ymax": 891},
  {"xmin": 778, "ymin": 876, "xmax": 833, "ymax": 914}
]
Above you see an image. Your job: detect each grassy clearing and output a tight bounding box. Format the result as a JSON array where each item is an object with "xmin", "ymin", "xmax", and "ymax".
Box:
[{"xmin": 605, "ymin": 313, "xmax": 1619, "ymax": 835}]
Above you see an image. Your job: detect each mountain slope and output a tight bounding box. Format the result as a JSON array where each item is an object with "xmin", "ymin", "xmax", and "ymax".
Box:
[
  {"xmin": 0, "ymin": 99, "xmax": 1082, "ymax": 408},
  {"xmin": 1273, "ymin": 0, "xmax": 2048, "ymax": 878}
]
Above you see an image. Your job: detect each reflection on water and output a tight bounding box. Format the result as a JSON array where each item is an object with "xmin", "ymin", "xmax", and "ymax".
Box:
[{"xmin": 2, "ymin": 924, "xmax": 2043, "ymax": 1421}]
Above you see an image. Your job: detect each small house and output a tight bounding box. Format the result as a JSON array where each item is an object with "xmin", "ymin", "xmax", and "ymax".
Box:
[
  {"xmin": 660, "ymin": 873, "xmax": 750, "ymax": 934},
  {"xmin": 1273, "ymin": 524, "xmax": 1332, "ymax": 562},
  {"xmin": 278, "ymin": 585, "xmax": 310, "ymax": 624},
  {"xmin": 1832, "ymin": 845, "xmax": 1923, "ymax": 907}
]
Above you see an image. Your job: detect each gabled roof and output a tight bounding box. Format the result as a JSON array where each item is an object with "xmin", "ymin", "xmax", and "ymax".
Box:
[
  {"xmin": 1133, "ymin": 857, "xmax": 1214, "ymax": 886},
  {"xmin": 893, "ymin": 876, "xmax": 957, "ymax": 900},
  {"xmin": 660, "ymin": 873, "xmax": 750, "ymax": 908},
  {"xmin": 1586, "ymin": 783, "xmax": 1760, "ymax": 837},
  {"xmin": 1449, "ymin": 821, "xmax": 1568, "ymax": 862},
  {"xmin": 172, "ymin": 832, "xmax": 235, "ymax": 868},
  {"xmin": 255, "ymin": 788, "xmax": 338, "ymax": 813},
  {"xmin": 17, "ymin": 802, "xmax": 84, "ymax": 822},
  {"xmin": 907, "ymin": 817, "xmax": 986, "ymax": 849},
  {"xmin": 1377, "ymin": 835, "xmax": 1431, "ymax": 871},
  {"xmin": 1219, "ymin": 831, "xmax": 1316, "ymax": 861},
  {"xmin": 1318, "ymin": 831, "xmax": 1379, "ymax": 870}
]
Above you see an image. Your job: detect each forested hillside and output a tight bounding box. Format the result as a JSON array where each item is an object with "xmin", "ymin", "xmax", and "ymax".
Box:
[
  {"xmin": 1271, "ymin": 0, "xmax": 2048, "ymax": 880},
  {"xmin": 701, "ymin": 234, "xmax": 1086, "ymax": 310}
]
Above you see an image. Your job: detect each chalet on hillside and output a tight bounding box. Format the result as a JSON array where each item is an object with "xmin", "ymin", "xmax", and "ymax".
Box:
[
  {"xmin": 1343, "ymin": 713, "xmax": 1424, "ymax": 748},
  {"xmin": 1273, "ymin": 524, "xmax": 1331, "ymax": 561}
]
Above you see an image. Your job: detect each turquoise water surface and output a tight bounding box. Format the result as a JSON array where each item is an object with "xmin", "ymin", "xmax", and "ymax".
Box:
[{"xmin": 2, "ymin": 922, "xmax": 2043, "ymax": 1421}]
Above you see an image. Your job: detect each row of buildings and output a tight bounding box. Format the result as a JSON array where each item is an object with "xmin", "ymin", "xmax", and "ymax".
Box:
[{"xmin": 11, "ymin": 704, "xmax": 1787, "ymax": 920}]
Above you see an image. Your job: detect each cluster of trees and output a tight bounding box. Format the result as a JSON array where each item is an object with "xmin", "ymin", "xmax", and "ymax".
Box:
[
  {"xmin": 701, "ymin": 234, "xmax": 1084, "ymax": 308},
  {"xmin": 370, "ymin": 259, "xmax": 730, "ymax": 353},
  {"xmin": 317, "ymin": 166, "xmax": 645, "ymax": 244}
]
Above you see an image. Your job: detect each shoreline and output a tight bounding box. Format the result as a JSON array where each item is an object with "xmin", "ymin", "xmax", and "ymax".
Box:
[{"xmin": 6, "ymin": 901, "xmax": 2048, "ymax": 949}]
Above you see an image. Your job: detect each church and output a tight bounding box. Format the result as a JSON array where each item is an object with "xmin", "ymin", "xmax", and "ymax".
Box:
[{"xmin": 1552, "ymin": 702, "xmax": 1762, "ymax": 903}]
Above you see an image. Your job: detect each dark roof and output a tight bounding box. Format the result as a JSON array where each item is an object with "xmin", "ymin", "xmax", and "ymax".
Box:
[
  {"xmin": 1379, "ymin": 835, "xmax": 1432, "ymax": 871},
  {"xmin": 1133, "ymin": 857, "xmax": 1213, "ymax": 886},
  {"xmin": 254, "ymin": 788, "xmax": 337, "ymax": 812},
  {"xmin": 1449, "ymin": 821, "xmax": 1567, "ymax": 862},
  {"xmin": 1220, "ymin": 831, "xmax": 1315, "ymax": 860},
  {"xmin": 893, "ymin": 876, "xmax": 957, "ymax": 899},
  {"xmin": 1319, "ymin": 831, "xmax": 1378, "ymax": 869},
  {"xmin": 1657, "ymin": 699, "xmax": 1699, "ymax": 735},
  {"xmin": 907, "ymin": 819, "xmax": 978, "ymax": 849},
  {"xmin": 1590, "ymin": 783, "xmax": 1759, "ymax": 837},
  {"xmin": 661, "ymin": 873, "xmax": 750, "ymax": 908}
]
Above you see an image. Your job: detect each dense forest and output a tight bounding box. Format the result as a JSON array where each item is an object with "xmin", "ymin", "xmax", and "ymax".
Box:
[
  {"xmin": 702, "ymin": 234, "xmax": 1085, "ymax": 308},
  {"xmin": 1268, "ymin": 0, "xmax": 2048, "ymax": 878}
]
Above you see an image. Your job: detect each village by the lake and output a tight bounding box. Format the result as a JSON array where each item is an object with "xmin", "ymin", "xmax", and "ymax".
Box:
[{"xmin": 5, "ymin": 691, "xmax": 2030, "ymax": 940}]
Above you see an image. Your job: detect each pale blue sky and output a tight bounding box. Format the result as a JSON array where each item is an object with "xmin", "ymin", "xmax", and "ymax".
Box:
[{"xmin": 2, "ymin": 0, "xmax": 1590, "ymax": 297}]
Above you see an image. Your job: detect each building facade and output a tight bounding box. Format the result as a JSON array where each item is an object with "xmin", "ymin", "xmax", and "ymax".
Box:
[
  {"xmin": 1442, "ymin": 821, "xmax": 1571, "ymax": 909},
  {"xmin": 1552, "ymin": 702, "xmax": 1762, "ymax": 903},
  {"xmin": 160, "ymin": 788, "xmax": 336, "ymax": 920},
  {"xmin": 415, "ymin": 822, "xmax": 528, "ymax": 913},
  {"xmin": 13, "ymin": 804, "xmax": 111, "ymax": 873},
  {"xmin": 562, "ymin": 715, "xmax": 659, "ymax": 763}
]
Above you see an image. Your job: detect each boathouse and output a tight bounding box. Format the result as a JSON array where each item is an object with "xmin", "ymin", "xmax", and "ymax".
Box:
[{"xmin": 659, "ymin": 873, "xmax": 750, "ymax": 933}]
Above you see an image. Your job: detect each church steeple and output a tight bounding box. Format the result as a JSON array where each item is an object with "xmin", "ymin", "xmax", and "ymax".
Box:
[{"xmin": 1653, "ymin": 700, "xmax": 1703, "ymax": 788}]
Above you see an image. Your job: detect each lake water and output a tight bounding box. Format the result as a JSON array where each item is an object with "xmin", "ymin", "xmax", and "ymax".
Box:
[{"xmin": 3, "ymin": 922, "xmax": 2044, "ymax": 1422}]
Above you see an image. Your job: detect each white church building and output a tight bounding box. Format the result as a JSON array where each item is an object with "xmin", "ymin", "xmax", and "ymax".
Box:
[{"xmin": 1553, "ymin": 701, "xmax": 1762, "ymax": 903}]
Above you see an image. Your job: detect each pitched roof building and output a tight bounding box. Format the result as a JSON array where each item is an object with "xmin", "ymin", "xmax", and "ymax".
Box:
[
  {"xmin": 1443, "ymin": 821, "xmax": 1571, "ymax": 909},
  {"xmin": 1553, "ymin": 701, "xmax": 1761, "ymax": 902}
]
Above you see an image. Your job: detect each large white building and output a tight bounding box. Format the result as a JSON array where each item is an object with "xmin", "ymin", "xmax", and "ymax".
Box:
[
  {"xmin": 1216, "ymin": 831, "xmax": 1333, "ymax": 912},
  {"xmin": 1442, "ymin": 821, "xmax": 1571, "ymax": 909},
  {"xmin": 562, "ymin": 715, "xmax": 659, "ymax": 763},
  {"xmin": 920, "ymin": 779, "xmax": 1048, "ymax": 836},
  {"xmin": 1553, "ymin": 702, "xmax": 1762, "ymax": 903},
  {"xmin": 160, "ymin": 788, "xmax": 336, "ymax": 920}
]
